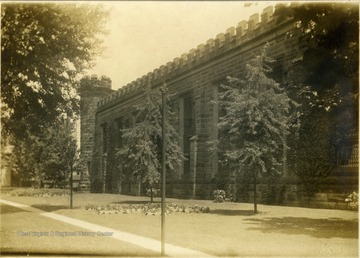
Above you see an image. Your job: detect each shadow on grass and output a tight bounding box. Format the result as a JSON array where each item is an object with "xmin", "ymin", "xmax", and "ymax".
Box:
[
  {"xmin": 244, "ymin": 217, "xmax": 358, "ymax": 239},
  {"xmin": 31, "ymin": 204, "xmax": 70, "ymax": 212},
  {"xmin": 0, "ymin": 204, "xmax": 30, "ymax": 215},
  {"xmin": 0, "ymin": 251, "xmax": 158, "ymax": 257},
  {"xmin": 210, "ymin": 209, "xmax": 256, "ymax": 216}
]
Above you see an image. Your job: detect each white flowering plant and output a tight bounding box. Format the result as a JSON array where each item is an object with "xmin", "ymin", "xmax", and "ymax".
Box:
[
  {"xmin": 213, "ymin": 189, "xmax": 226, "ymax": 203},
  {"xmin": 345, "ymin": 192, "xmax": 358, "ymax": 210}
]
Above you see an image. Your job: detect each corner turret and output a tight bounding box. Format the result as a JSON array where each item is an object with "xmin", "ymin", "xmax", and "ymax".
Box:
[{"xmin": 78, "ymin": 75, "xmax": 114, "ymax": 191}]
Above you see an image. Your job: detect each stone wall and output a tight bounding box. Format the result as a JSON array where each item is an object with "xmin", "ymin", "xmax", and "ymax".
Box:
[{"xmin": 79, "ymin": 75, "xmax": 114, "ymax": 191}]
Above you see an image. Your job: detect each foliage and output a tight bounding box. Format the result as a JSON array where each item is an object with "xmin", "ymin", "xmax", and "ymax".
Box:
[
  {"xmin": 345, "ymin": 192, "xmax": 358, "ymax": 210},
  {"xmin": 213, "ymin": 188, "xmax": 234, "ymax": 203},
  {"xmin": 213, "ymin": 189, "xmax": 226, "ymax": 203},
  {"xmin": 11, "ymin": 132, "xmax": 43, "ymax": 187},
  {"xmin": 11, "ymin": 117, "xmax": 80, "ymax": 188},
  {"xmin": 217, "ymin": 45, "xmax": 297, "ymax": 180},
  {"xmin": 40, "ymin": 118, "xmax": 80, "ymax": 187},
  {"xmin": 263, "ymin": 177, "xmax": 286, "ymax": 205},
  {"xmin": 235, "ymin": 171, "xmax": 253, "ymax": 202},
  {"xmin": 1, "ymin": 3, "xmax": 108, "ymax": 139},
  {"xmin": 85, "ymin": 203, "xmax": 211, "ymax": 215},
  {"xmin": 116, "ymin": 86, "xmax": 184, "ymax": 195},
  {"xmin": 294, "ymin": 111, "xmax": 336, "ymax": 198},
  {"xmin": 289, "ymin": 2, "xmax": 358, "ymax": 130},
  {"xmin": 146, "ymin": 188, "xmax": 160, "ymax": 198},
  {"xmin": 283, "ymin": 3, "xmax": 358, "ymax": 197},
  {"xmin": 9, "ymin": 188, "xmax": 69, "ymax": 197}
]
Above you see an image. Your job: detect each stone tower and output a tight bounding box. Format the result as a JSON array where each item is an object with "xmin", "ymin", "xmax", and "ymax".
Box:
[{"xmin": 79, "ymin": 75, "xmax": 114, "ymax": 191}]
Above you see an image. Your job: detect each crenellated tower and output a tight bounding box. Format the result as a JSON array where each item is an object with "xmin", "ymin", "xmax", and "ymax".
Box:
[{"xmin": 78, "ymin": 75, "xmax": 114, "ymax": 191}]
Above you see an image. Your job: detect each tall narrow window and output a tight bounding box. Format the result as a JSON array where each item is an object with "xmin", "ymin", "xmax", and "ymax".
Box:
[
  {"xmin": 87, "ymin": 161, "xmax": 91, "ymax": 175},
  {"xmin": 101, "ymin": 123, "xmax": 107, "ymax": 153},
  {"xmin": 337, "ymin": 144, "xmax": 356, "ymax": 167},
  {"xmin": 181, "ymin": 92, "xmax": 194, "ymax": 176},
  {"xmin": 115, "ymin": 118, "xmax": 123, "ymax": 148}
]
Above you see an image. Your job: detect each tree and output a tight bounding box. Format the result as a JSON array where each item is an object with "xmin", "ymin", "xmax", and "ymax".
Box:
[
  {"xmin": 217, "ymin": 46, "xmax": 297, "ymax": 213},
  {"xmin": 282, "ymin": 3, "xmax": 358, "ymax": 197},
  {"xmin": 116, "ymin": 86, "xmax": 184, "ymax": 202},
  {"xmin": 40, "ymin": 118, "xmax": 80, "ymax": 188},
  {"xmin": 1, "ymin": 3, "xmax": 108, "ymax": 139},
  {"xmin": 11, "ymin": 117, "xmax": 80, "ymax": 189},
  {"xmin": 11, "ymin": 135, "xmax": 39, "ymax": 187},
  {"xmin": 290, "ymin": 2, "xmax": 358, "ymax": 121}
]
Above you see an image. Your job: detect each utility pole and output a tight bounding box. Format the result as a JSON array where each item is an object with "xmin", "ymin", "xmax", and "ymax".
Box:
[{"xmin": 160, "ymin": 82, "xmax": 167, "ymax": 256}]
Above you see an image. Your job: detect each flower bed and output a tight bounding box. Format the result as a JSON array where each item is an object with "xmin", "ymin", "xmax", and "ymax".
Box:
[
  {"xmin": 85, "ymin": 203, "xmax": 211, "ymax": 216},
  {"xmin": 9, "ymin": 188, "xmax": 69, "ymax": 197},
  {"xmin": 0, "ymin": 187, "xmax": 18, "ymax": 195}
]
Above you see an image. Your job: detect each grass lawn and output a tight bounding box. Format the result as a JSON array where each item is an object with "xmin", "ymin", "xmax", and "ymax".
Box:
[
  {"xmin": 0, "ymin": 203, "xmax": 158, "ymax": 256},
  {"xmin": 1, "ymin": 192, "xmax": 358, "ymax": 257}
]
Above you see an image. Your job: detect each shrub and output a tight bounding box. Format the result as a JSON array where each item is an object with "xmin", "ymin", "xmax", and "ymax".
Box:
[
  {"xmin": 345, "ymin": 192, "xmax": 358, "ymax": 210},
  {"xmin": 146, "ymin": 188, "xmax": 160, "ymax": 198},
  {"xmin": 213, "ymin": 189, "xmax": 226, "ymax": 203}
]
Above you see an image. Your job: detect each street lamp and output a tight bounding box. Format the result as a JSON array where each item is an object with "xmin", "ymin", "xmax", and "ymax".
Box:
[
  {"xmin": 160, "ymin": 82, "xmax": 167, "ymax": 256},
  {"xmin": 70, "ymin": 165, "xmax": 73, "ymax": 209},
  {"xmin": 66, "ymin": 63, "xmax": 76, "ymax": 209}
]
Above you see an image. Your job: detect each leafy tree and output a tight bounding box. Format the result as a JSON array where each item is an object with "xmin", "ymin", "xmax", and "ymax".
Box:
[
  {"xmin": 116, "ymin": 86, "xmax": 184, "ymax": 202},
  {"xmin": 11, "ymin": 135, "xmax": 39, "ymax": 187},
  {"xmin": 11, "ymin": 117, "xmax": 80, "ymax": 188},
  {"xmin": 283, "ymin": 3, "xmax": 358, "ymax": 197},
  {"xmin": 40, "ymin": 118, "xmax": 80, "ymax": 188},
  {"xmin": 1, "ymin": 3, "xmax": 108, "ymax": 139},
  {"xmin": 289, "ymin": 2, "xmax": 358, "ymax": 121},
  {"xmin": 217, "ymin": 46, "xmax": 298, "ymax": 213}
]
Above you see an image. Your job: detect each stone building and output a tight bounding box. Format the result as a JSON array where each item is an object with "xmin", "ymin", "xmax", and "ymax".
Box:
[
  {"xmin": 79, "ymin": 5, "xmax": 358, "ymax": 206},
  {"xmin": 79, "ymin": 75, "xmax": 114, "ymax": 191}
]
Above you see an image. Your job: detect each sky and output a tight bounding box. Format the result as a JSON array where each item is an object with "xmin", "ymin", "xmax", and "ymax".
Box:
[{"xmin": 86, "ymin": 1, "xmax": 279, "ymax": 90}]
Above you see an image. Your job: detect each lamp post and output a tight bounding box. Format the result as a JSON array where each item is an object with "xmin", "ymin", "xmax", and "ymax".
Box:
[
  {"xmin": 67, "ymin": 66, "xmax": 76, "ymax": 210},
  {"xmin": 70, "ymin": 166, "xmax": 73, "ymax": 209},
  {"xmin": 160, "ymin": 82, "xmax": 167, "ymax": 256}
]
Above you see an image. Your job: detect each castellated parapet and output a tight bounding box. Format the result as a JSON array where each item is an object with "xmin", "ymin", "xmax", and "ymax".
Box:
[
  {"xmin": 81, "ymin": 74, "xmax": 112, "ymax": 90},
  {"xmin": 97, "ymin": 4, "xmax": 295, "ymax": 110}
]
